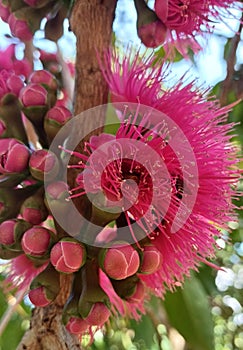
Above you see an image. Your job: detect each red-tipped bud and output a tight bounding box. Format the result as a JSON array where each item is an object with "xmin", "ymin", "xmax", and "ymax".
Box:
[
  {"xmin": 126, "ymin": 280, "xmax": 145, "ymax": 303},
  {"xmin": 8, "ymin": 12, "xmax": 33, "ymax": 41},
  {"xmin": 29, "ymin": 263, "xmax": 60, "ymax": 306},
  {"xmin": 138, "ymin": 20, "xmax": 167, "ymax": 48},
  {"xmin": 44, "ymin": 106, "xmax": 72, "ymax": 141},
  {"xmin": 21, "ymin": 226, "xmax": 52, "ymax": 257},
  {"xmin": 139, "ymin": 245, "xmax": 162, "ymax": 274},
  {"xmin": 45, "ymin": 181, "xmax": 69, "ymax": 200},
  {"xmin": 85, "ymin": 302, "xmax": 111, "ymax": 326},
  {"xmin": 0, "ymin": 219, "xmax": 32, "ymax": 250},
  {"xmin": 0, "ymin": 138, "xmax": 30, "ymax": 174},
  {"xmin": 29, "ymin": 70, "xmax": 58, "ymax": 91},
  {"xmin": 20, "ymin": 191, "xmax": 48, "ymax": 225},
  {"xmin": 0, "ymin": 1, "xmax": 10, "ymax": 22},
  {"xmin": 0, "ymin": 220, "xmax": 15, "ymax": 245},
  {"xmin": 20, "ymin": 83, "xmax": 48, "ymax": 107},
  {"xmin": 28, "ymin": 286, "xmax": 53, "ymax": 307},
  {"xmin": 135, "ymin": 0, "xmax": 167, "ymax": 48},
  {"xmin": 65, "ymin": 317, "xmax": 89, "ymax": 335},
  {"xmin": 50, "ymin": 238, "xmax": 86, "ymax": 273},
  {"xmin": 29, "ymin": 149, "xmax": 59, "ymax": 181},
  {"xmin": 99, "ymin": 243, "xmax": 140, "ymax": 280},
  {"xmin": 6, "ymin": 74, "xmax": 24, "ymax": 97}
]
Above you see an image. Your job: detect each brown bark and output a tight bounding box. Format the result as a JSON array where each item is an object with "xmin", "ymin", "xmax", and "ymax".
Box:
[{"xmin": 17, "ymin": 1, "xmax": 117, "ymax": 349}]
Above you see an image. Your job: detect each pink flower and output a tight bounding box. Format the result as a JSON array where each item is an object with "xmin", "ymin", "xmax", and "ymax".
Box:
[
  {"xmin": 154, "ymin": 0, "xmax": 238, "ymax": 51},
  {"xmin": 69, "ymin": 49, "xmax": 239, "ymax": 300},
  {"xmin": 5, "ymin": 254, "xmax": 48, "ymax": 292}
]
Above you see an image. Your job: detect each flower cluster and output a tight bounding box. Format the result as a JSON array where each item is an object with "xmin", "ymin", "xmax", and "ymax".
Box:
[
  {"xmin": 0, "ymin": 1, "xmax": 240, "ymax": 344},
  {"xmin": 134, "ymin": 0, "xmax": 239, "ymax": 51}
]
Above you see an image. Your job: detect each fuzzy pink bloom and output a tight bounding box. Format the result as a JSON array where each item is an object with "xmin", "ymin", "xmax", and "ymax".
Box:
[
  {"xmin": 154, "ymin": 0, "xmax": 239, "ymax": 52},
  {"xmin": 5, "ymin": 254, "xmax": 48, "ymax": 291},
  {"xmin": 71, "ymin": 49, "xmax": 239, "ymax": 300}
]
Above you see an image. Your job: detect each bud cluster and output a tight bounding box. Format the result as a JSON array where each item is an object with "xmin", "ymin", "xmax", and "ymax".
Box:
[{"xmin": 0, "ymin": 0, "xmax": 69, "ymax": 42}]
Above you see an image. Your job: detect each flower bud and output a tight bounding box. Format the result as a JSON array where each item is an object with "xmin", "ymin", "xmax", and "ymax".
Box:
[
  {"xmin": 134, "ymin": 0, "xmax": 167, "ymax": 48},
  {"xmin": 28, "ymin": 286, "xmax": 53, "ymax": 307},
  {"xmin": 139, "ymin": 245, "xmax": 162, "ymax": 274},
  {"xmin": 99, "ymin": 243, "xmax": 140, "ymax": 280},
  {"xmin": 0, "ymin": 1, "xmax": 11, "ymax": 22},
  {"xmin": 138, "ymin": 20, "xmax": 167, "ymax": 48},
  {"xmin": 126, "ymin": 280, "xmax": 145, "ymax": 303},
  {"xmin": 21, "ymin": 226, "xmax": 52, "ymax": 258},
  {"xmin": 0, "ymin": 219, "xmax": 31, "ymax": 250},
  {"xmin": 8, "ymin": 12, "xmax": 33, "ymax": 41},
  {"xmin": 28, "ymin": 70, "xmax": 58, "ymax": 91},
  {"xmin": 65, "ymin": 317, "xmax": 89, "ymax": 335},
  {"xmin": 50, "ymin": 238, "xmax": 86, "ymax": 274},
  {"xmin": 6, "ymin": 74, "xmax": 24, "ymax": 97},
  {"xmin": 20, "ymin": 83, "xmax": 48, "ymax": 107},
  {"xmin": 0, "ymin": 186, "xmax": 39, "ymax": 223},
  {"xmin": 111, "ymin": 274, "xmax": 139, "ymax": 299},
  {"xmin": 20, "ymin": 189, "xmax": 48, "ymax": 225},
  {"xmin": 85, "ymin": 302, "xmax": 111, "ymax": 326},
  {"xmin": 29, "ymin": 149, "xmax": 59, "ymax": 181},
  {"xmin": 44, "ymin": 105, "xmax": 72, "ymax": 141},
  {"xmin": 0, "ymin": 138, "xmax": 30, "ymax": 174},
  {"xmin": 29, "ymin": 263, "xmax": 60, "ymax": 306}
]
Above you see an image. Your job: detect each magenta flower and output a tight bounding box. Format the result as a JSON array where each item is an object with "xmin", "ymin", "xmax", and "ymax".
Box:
[
  {"xmin": 154, "ymin": 0, "xmax": 238, "ymax": 51},
  {"xmin": 68, "ymin": 49, "xmax": 239, "ymax": 302}
]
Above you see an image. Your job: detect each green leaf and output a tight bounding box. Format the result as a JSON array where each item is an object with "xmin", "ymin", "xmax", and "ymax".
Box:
[{"xmin": 163, "ymin": 274, "xmax": 214, "ymax": 350}]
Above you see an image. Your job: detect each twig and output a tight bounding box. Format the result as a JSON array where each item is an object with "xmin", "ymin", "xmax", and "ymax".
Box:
[{"xmin": 219, "ymin": 15, "xmax": 243, "ymax": 106}]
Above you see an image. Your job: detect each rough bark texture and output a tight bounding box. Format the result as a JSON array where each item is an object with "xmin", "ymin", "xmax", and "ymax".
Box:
[{"xmin": 17, "ymin": 1, "xmax": 117, "ymax": 349}]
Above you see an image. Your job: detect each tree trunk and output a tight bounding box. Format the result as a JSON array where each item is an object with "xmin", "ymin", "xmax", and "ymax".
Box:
[{"xmin": 17, "ymin": 1, "xmax": 117, "ymax": 349}]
